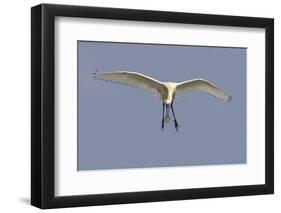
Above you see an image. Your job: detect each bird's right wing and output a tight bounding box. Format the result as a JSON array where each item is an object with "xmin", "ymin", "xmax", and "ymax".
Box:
[
  {"xmin": 93, "ymin": 71, "xmax": 167, "ymax": 98},
  {"xmin": 176, "ymin": 79, "xmax": 232, "ymax": 101}
]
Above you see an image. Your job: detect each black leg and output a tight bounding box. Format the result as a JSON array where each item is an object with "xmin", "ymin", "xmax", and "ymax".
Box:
[
  {"xmin": 171, "ymin": 101, "xmax": 179, "ymax": 131},
  {"xmin": 161, "ymin": 102, "xmax": 165, "ymax": 130}
]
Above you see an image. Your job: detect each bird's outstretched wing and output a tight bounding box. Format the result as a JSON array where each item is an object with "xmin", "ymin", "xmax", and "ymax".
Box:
[
  {"xmin": 93, "ymin": 71, "xmax": 167, "ymax": 98},
  {"xmin": 176, "ymin": 79, "xmax": 232, "ymax": 101}
]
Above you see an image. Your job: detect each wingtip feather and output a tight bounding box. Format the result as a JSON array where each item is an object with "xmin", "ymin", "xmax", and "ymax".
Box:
[
  {"xmin": 92, "ymin": 69, "xmax": 100, "ymax": 79},
  {"xmin": 226, "ymin": 95, "xmax": 232, "ymax": 102}
]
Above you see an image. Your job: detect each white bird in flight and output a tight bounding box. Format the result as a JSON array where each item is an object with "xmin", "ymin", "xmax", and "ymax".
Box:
[{"xmin": 93, "ymin": 70, "xmax": 232, "ymax": 131}]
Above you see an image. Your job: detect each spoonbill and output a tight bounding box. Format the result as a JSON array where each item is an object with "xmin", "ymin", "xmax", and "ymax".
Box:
[{"xmin": 93, "ymin": 70, "xmax": 232, "ymax": 131}]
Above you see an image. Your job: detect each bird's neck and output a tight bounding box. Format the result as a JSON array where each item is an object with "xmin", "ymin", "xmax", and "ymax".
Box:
[
  {"xmin": 165, "ymin": 93, "xmax": 174, "ymax": 104},
  {"xmin": 164, "ymin": 82, "xmax": 177, "ymax": 104}
]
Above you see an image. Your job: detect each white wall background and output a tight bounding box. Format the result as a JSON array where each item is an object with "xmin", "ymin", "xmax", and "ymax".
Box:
[{"xmin": 0, "ymin": 0, "xmax": 279, "ymax": 212}]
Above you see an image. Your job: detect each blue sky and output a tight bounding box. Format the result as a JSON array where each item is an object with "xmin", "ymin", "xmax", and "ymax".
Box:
[{"xmin": 78, "ymin": 41, "xmax": 246, "ymax": 170}]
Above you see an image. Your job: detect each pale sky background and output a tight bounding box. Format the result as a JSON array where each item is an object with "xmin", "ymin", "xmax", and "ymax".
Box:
[{"xmin": 78, "ymin": 41, "xmax": 246, "ymax": 171}]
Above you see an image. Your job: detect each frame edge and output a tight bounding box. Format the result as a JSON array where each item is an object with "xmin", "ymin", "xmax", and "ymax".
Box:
[
  {"xmin": 265, "ymin": 18, "xmax": 274, "ymax": 194},
  {"xmin": 31, "ymin": 4, "xmax": 43, "ymax": 208}
]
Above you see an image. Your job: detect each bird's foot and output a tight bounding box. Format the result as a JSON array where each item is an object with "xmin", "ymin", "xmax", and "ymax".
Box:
[
  {"xmin": 174, "ymin": 120, "xmax": 180, "ymax": 132},
  {"xmin": 161, "ymin": 119, "xmax": 165, "ymax": 130}
]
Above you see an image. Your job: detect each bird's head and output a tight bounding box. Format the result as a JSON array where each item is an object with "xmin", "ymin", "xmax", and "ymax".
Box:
[{"xmin": 164, "ymin": 115, "xmax": 171, "ymax": 123}]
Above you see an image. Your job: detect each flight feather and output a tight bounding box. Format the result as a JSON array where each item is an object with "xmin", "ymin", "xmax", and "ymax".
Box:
[
  {"xmin": 176, "ymin": 79, "xmax": 232, "ymax": 101},
  {"xmin": 93, "ymin": 71, "xmax": 167, "ymax": 98}
]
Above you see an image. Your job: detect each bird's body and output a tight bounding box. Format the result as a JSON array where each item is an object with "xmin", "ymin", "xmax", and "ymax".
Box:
[
  {"xmin": 163, "ymin": 82, "xmax": 177, "ymax": 104},
  {"xmin": 93, "ymin": 71, "xmax": 232, "ymax": 131}
]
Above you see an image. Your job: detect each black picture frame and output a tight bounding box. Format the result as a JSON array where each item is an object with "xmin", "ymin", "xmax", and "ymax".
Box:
[{"xmin": 31, "ymin": 3, "xmax": 274, "ymax": 209}]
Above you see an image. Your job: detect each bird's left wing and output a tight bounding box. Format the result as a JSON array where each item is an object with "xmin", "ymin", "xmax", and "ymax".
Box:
[
  {"xmin": 176, "ymin": 79, "xmax": 232, "ymax": 101},
  {"xmin": 93, "ymin": 71, "xmax": 167, "ymax": 98}
]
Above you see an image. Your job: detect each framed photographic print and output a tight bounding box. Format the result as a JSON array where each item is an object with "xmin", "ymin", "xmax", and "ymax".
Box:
[{"xmin": 31, "ymin": 3, "xmax": 274, "ymax": 209}]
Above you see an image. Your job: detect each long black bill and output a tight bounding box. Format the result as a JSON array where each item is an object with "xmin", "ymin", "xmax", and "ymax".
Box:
[
  {"xmin": 165, "ymin": 104, "xmax": 171, "ymax": 122},
  {"xmin": 171, "ymin": 101, "xmax": 180, "ymax": 131}
]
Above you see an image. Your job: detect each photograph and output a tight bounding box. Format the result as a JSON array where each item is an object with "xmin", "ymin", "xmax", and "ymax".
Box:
[
  {"xmin": 0, "ymin": 0, "xmax": 277, "ymax": 212},
  {"xmin": 30, "ymin": 3, "xmax": 274, "ymax": 209},
  {"xmin": 78, "ymin": 41, "xmax": 246, "ymax": 171}
]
